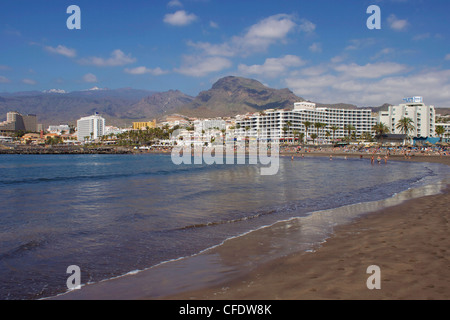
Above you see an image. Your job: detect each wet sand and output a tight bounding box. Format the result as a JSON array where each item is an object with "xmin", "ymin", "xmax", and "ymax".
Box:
[{"xmin": 164, "ymin": 157, "xmax": 450, "ymax": 300}]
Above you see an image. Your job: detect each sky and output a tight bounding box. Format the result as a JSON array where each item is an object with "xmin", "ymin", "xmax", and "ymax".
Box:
[{"xmin": 1, "ymin": 0, "xmax": 449, "ymax": 107}]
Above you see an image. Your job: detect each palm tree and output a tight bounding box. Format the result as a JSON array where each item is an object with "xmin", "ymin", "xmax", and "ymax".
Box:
[
  {"xmin": 314, "ymin": 122, "xmax": 326, "ymax": 143},
  {"xmin": 298, "ymin": 132, "xmax": 305, "ymax": 146},
  {"xmin": 325, "ymin": 130, "xmax": 331, "ymax": 143},
  {"xmin": 361, "ymin": 132, "xmax": 373, "ymax": 142},
  {"xmin": 292, "ymin": 130, "xmax": 300, "ymax": 145},
  {"xmin": 344, "ymin": 124, "xmax": 356, "ymax": 142},
  {"xmin": 310, "ymin": 133, "xmax": 318, "ymax": 145},
  {"xmin": 396, "ymin": 117, "xmax": 415, "ymax": 143},
  {"xmin": 330, "ymin": 125, "xmax": 339, "ymax": 143},
  {"xmin": 372, "ymin": 123, "xmax": 390, "ymax": 146},
  {"xmin": 286, "ymin": 121, "xmax": 292, "ymax": 143},
  {"xmin": 303, "ymin": 121, "xmax": 312, "ymax": 144},
  {"xmin": 435, "ymin": 125, "xmax": 446, "ymax": 142}
]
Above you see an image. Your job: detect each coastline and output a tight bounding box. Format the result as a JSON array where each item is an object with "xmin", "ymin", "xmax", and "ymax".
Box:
[
  {"xmin": 43, "ymin": 152, "xmax": 450, "ymax": 300},
  {"xmin": 161, "ymin": 157, "xmax": 450, "ymax": 300}
]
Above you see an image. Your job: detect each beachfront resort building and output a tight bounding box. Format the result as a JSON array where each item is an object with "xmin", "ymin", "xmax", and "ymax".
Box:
[
  {"xmin": 193, "ymin": 119, "xmax": 227, "ymax": 133},
  {"xmin": 234, "ymin": 102, "xmax": 378, "ymax": 143},
  {"xmin": 378, "ymin": 97, "xmax": 436, "ymax": 138},
  {"xmin": 0, "ymin": 111, "xmax": 38, "ymax": 133},
  {"xmin": 77, "ymin": 113, "xmax": 105, "ymax": 142},
  {"xmin": 47, "ymin": 124, "xmax": 71, "ymax": 135},
  {"xmin": 436, "ymin": 122, "xmax": 450, "ymax": 143},
  {"xmin": 132, "ymin": 120, "xmax": 157, "ymax": 130}
]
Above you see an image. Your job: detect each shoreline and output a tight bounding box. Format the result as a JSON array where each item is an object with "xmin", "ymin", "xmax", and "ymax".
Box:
[
  {"xmin": 160, "ymin": 158, "xmax": 450, "ymax": 300},
  {"xmin": 50, "ymin": 157, "xmax": 450, "ymax": 300},
  {"xmin": 164, "ymin": 186, "xmax": 450, "ymax": 300}
]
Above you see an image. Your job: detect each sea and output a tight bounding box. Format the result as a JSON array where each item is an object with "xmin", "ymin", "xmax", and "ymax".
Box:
[{"xmin": 0, "ymin": 153, "xmax": 448, "ymax": 300}]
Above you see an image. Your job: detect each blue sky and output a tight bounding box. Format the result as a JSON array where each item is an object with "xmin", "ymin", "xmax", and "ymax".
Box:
[{"xmin": 1, "ymin": 0, "xmax": 449, "ymax": 107}]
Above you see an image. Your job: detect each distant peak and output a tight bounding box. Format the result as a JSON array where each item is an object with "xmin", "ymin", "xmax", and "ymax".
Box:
[
  {"xmin": 85, "ymin": 86, "xmax": 107, "ymax": 91},
  {"xmin": 43, "ymin": 89, "xmax": 67, "ymax": 94}
]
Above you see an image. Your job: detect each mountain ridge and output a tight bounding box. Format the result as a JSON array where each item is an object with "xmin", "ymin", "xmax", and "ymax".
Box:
[{"xmin": 0, "ymin": 76, "xmax": 417, "ymax": 127}]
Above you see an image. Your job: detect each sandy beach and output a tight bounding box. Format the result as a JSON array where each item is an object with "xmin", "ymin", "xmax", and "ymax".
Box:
[{"xmin": 164, "ymin": 155, "xmax": 450, "ymax": 300}]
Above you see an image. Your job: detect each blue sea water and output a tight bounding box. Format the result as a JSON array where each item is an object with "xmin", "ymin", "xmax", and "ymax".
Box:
[{"xmin": 0, "ymin": 154, "xmax": 448, "ymax": 300}]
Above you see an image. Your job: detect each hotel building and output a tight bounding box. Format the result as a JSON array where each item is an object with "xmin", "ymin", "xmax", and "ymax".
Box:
[
  {"xmin": 77, "ymin": 113, "xmax": 105, "ymax": 141},
  {"xmin": 436, "ymin": 122, "xmax": 450, "ymax": 142},
  {"xmin": 0, "ymin": 111, "xmax": 38, "ymax": 133},
  {"xmin": 235, "ymin": 102, "xmax": 377, "ymax": 143},
  {"xmin": 378, "ymin": 97, "xmax": 436, "ymax": 138},
  {"xmin": 132, "ymin": 120, "xmax": 157, "ymax": 130}
]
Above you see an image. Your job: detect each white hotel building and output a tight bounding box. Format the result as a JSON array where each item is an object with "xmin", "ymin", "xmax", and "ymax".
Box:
[
  {"xmin": 77, "ymin": 113, "xmax": 105, "ymax": 142},
  {"xmin": 377, "ymin": 97, "xmax": 436, "ymax": 138},
  {"xmin": 235, "ymin": 102, "xmax": 377, "ymax": 143}
]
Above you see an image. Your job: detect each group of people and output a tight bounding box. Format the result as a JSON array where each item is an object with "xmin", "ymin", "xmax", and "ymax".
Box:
[{"xmin": 325, "ymin": 153, "xmax": 388, "ymax": 165}]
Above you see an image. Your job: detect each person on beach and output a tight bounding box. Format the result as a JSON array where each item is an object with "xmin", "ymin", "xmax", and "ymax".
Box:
[
  {"xmin": 330, "ymin": 155, "xmax": 333, "ymax": 160},
  {"xmin": 377, "ymin": 156, "xmax": 381, "ymax": 164},
  {"xmin": 371, "ymin": 155, "xmax": 375, "ymax": 165}
]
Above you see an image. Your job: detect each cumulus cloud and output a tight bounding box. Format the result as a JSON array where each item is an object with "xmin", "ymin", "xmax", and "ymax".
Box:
[
  {"xmin": 22, "ymin": 78, "xmax": 37, "ymax": 85},
  {"xmin": 387, "ymin": 14, "xmax": 409, "ymax": 31},
  {"xmin": 333, "ymin": 62, "xmax": 409, "ymax": 79},
  {"xmin": 79, "ymin": 49, "xmax": 136, "ymax": 67},
  {"xmin": 83, "ymin": 73, "xmax": 98, "ymax": 83},
  {"xmin": 238, "ymin": 55, "xmax": 306, "ymax": 78},
  {"xmin": 164, "ymin": 10, "xmax": 197, "ymax": 26},
  {"xmin": 45, "ymin": 45, "xmax": 77, "ymax": 58},
  {"xmin": 176, "ymin": 56, "xmax": 232, "ymax": 77},
  {"xmin": 168, "ymin": 0, "xmax": 183, "ymax": 7},
  {"xmin": 285, "ymin": 61, "xmax": 450, "ymax": 107},
  {"xmin": 309, "ymin": 42, "xmax": 322, "ymax": 53},
  {"xmin": 0, "ymin": 76, "xmax": 11, "ymax": 83},
  {"xmin": 188, "ymin": 14, "xmax": 299, "ymax": 58},
  {"xmin": 124, "ymin": 66, "xmax": 168, "ymax": 76},
  {"xmin": 445, "ymin": 54, "xmax": 450, "ymax": 61},
  {"xmin": 298, "ymin": 19, "xmax": 316, "ymax": 33}
]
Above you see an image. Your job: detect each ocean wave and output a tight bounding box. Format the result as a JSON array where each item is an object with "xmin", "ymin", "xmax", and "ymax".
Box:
[{"xmin": 0, "ymin": 239, "xmax": 46, "ymax": 261}]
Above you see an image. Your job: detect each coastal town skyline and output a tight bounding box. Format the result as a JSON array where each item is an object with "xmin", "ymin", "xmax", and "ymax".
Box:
[{"xmin": 1, "ymin": 0, "xmax": 450, "ymax": 108}]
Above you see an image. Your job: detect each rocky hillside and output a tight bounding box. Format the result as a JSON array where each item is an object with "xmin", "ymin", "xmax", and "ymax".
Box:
[{"xmin": 177, "ymin": 76, "xmax": 305, "ymax": 117}]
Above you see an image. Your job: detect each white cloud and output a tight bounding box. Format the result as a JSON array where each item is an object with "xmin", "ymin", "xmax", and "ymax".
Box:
[
  {"xmin": 188, "ymin": 14, "xmax": 298, "ymax": 58},
  {"xmin": 333, "ymin": 62, "xmax": 409, "ymax": 79},
  {"xmin": 45, "ymin": 45, "xmax": 77, "ymax": 58},
  {"xmin": 238, "ymin": 55, "xmax": 306, "ymax": 78},
  {"xmin": 0, "ymin": 65, "xmax": 11, "ymax": 71},
  {"xmin": 83, "ymin": 73, "xmax": 98, "ymax": 83},
  {"xmin": 79, "ymin": 49, "xmax": 136, "ymax": 67},
  {"xmin": 124, "ymin": 66, "xmax": 168, "ymax": 76},
  {"xmin": 164, "ymin": 10, "xmax": 197, "ymax": 26},
  {"xmin": 176, "ymin": 56, "xmax": 232, "ymax": 77},
  {"xmin": 168, "ymin": 0, "xmax": 183, "ymax": 7},
  {"xmin": 345, "ymin": 38, "xmax": 377, "ymax": 51},
  {"xmin": 387, "ymin": 14, "xmax": 409, "ymax": 31},
  {"xmin": 0, "ymin": 76, "xmax": 11, "ymax": 83},
  {"xmin": 285, "ymin": 60, "xmax": 450, "ymax": 107},
  {"xmin": 209, "ymin": 21, "xmax": 219, "ymax": 29},
  {"xmin": 445, "ymin": 54, "xmax": 450, "ymax": 61},
  {"xmin": 309, "ymin": 42, "xmax": 322, "ymax": 53},
  {"xmin": 22, "ymin": 78, "xmax": 37, "ymax": 85},
  {"xmin": 298, "ymin": 19, "xmax": 316, "ymax": 33}
]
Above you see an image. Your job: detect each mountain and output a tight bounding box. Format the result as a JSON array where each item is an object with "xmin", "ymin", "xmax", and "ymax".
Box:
[
  {"xmin": 122, "ymin": 90, "xmax": 195, "ymax": 120},
  {"xmin": 0, "ymin": 88, "xmax": 196, "ymax": 127},
  {"xmin": 176, "ymin": 76, "xmax": 305, "ymax": 118}
]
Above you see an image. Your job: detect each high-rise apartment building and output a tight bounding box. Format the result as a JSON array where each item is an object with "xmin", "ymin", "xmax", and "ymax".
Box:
[
  {"xmin": 0, "ymin": 111, "xmax": 38, "ymax": 132},
  {"xmin": 77, "ymin": 113, "xmax": 105, "ymax": 141},
  {"xmin": 235, "ymin": 102, "xmax": 377, "ymax": 142},
  {"xmin": 378, "ymin": 97, "xmax": 435, "ymax": 138}
]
